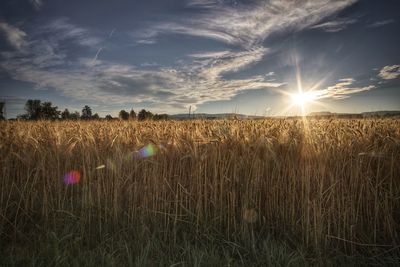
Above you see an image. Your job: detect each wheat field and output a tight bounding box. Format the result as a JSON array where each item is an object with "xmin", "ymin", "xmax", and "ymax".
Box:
[{"xmin": 0, "ymin": 118, "xmax": 399, "ymax": 266}]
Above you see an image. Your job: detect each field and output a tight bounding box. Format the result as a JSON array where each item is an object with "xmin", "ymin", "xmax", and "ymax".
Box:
[{"xmin": 0, "ymin": 118, "xmax": 399, "ymax": 266}]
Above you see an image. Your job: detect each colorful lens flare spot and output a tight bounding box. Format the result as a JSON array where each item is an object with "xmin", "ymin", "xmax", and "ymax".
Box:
[
  {"xmin": 95, "ymin": 165, "xmax": 106, "ymax": 170},
  {"xmin": 136, "ymin": 144, "xmax": 157, "ymax": 159},
  {"xmin": 63, "ymin": 170, "xmax": 81, "ymax": 185}
]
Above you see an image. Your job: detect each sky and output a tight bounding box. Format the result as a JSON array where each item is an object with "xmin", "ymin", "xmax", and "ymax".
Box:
[{"xmin": 0, "ymin": 0, "xmax": 399, "ymax": 118}]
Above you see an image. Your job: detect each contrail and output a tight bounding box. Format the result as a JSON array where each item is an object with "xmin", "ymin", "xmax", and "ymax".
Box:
[
  {"xmin": 91, "ymin": 47, "xmax": 103, "ymax": 65},
  {"xmin": 90, "ymin": 28, "xmax": 116, "ymax": 66},
  {"xmin": 109, "ymin": 28, "xmax": 116, "ymax": 38}
]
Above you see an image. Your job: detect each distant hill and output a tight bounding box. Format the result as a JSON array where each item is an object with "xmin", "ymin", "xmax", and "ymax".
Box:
[
  {"xmin": 361, "ymin": 110, "xmax": 400, "ymax": 117},
  {"xmin": 170, "ymin": 110, "xmax": 400, "ymax": 120},
  {"xmin": 170, "ymin": 113, "xmax": 266, "ymax": 120},
  {"xmin": 307, "ymin": 110, "xmax": 400, "ymax": 118},
  {"xmin": 307, "ymin": 111, "xmax": 333, "ymax": 116}
]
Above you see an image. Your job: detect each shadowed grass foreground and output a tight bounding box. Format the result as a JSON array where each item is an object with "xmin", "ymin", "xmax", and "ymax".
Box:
[{"xmin": 0, "ymin": 119, "xmax": 399, "ymax": 266}]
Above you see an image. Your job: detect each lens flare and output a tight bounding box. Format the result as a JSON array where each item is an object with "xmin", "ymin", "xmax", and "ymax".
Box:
[
  {"xmin": 135, "ymin": 144, "xmax": 158, "ymax": 159},
  {"xmin": 63, "ymin": 170, "xmax": 81, "ymax": 185},
  {"xmin": 106, "ymin": 158, "xmax": 117, "ymax": 172},
  {"xmin": 242, "ymin": 208, "xmax": 258, "ymax": 223},
  {"xmin": 290, "ymin": 91, "xmax": 318, "ymax": 107},
  {"xmin": 95, "ymin": 165, "xmax": 106, "ymax": 170}
]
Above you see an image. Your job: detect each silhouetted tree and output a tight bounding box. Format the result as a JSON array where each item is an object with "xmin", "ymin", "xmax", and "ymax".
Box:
[
  {"xmin": 119, "ymin": 110, "xmax": 129, "ymax": 120},
  {"xmin": 129, "ymin": 109, "xmax": 136, "ymax": 120},
  {"xmin": 21, "ymin": 100, "xmax": 60, "ymax": 120},
  {"xmin": 153, "ymin": 114, "xmax": 169, "ymax": 120},
  {"xmin": 81, "ymin": 105, "xmax": 92, "ymax": 120},
  {"xmin": 17, "ymin": 114, "xmax": 29, "ymax": 120},
  {"xmin": 92, "ymin": 113, "xmax": 100, "ymax": 120},
  {"xmin": 40, "ymin": 102, "xmax": 60, "ymax": 120},
  {"xmin": 70, "ymin": 111, "xmax": 80, "ymax": 120},
  {"xmin": 0, "ymin": 102, "xmax": 5, "ymax": 120},
  {"xmin": 24, "ymin": 99, "xmax": 42, "ymax": 120},
  {"xmin": 61, "ymin": 108, "xmax": 71, "ymax": 120},
  {"xmin": 105, "ymin": 114, "xmax": 113, "ymax": 120},
  {"xmin": 138, "ymin": 109, "xmax": 153, "ymax": 121}
]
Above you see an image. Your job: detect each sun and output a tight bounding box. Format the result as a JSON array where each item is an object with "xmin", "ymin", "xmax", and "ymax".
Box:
[{"xmin": 290, "ymin": 91, "xmax": 317, "ymax": 108}]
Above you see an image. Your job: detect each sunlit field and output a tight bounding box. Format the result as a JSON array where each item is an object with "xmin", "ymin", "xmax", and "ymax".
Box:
[{"xmin": 1, "ymin": 118, "xmax": 399, "ymax": 266}]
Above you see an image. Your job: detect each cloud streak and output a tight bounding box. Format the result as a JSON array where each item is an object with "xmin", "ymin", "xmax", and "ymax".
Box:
[
  {"xmin": 378, "ymin": 65, "xmax": 400, "ymax": 80},
  {"xmin": 0, "ymin": 22, "xmax": 27, "ymax": 50},
  {"xmin": 30, "ymin": 0, "xmax": 44, "ymax": 10},
  {"xmin": 307, "ymin": 78, "xmax": 375, "ymax": 100},
  {"xmin": 367, "ymin": 19, "xmax": 395, "ymax": 28},
  {"xmin": 42, "ymin": 18, "xmax": 100, "ymax": 47},
  {"xmin": 311, "ymin": 18, "xmax": 357, "ymax": 32},
  {"xmin": 137, "ymin": 0, "xmax": 357, "ymax": 48}
]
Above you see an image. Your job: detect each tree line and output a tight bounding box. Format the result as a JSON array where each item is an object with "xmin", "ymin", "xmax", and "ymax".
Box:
[
  {"xmin": 0, "ymin": 102, "xmax": 5, "ymax": 120},
  {"xmin": 0, "ymin": 99, "xmax": 168, "ymax": 121}
]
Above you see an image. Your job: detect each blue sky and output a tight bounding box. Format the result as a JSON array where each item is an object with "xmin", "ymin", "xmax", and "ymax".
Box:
[{"xmin": 0, "ymin": 0, "xmax": 399, "ymax": 117}]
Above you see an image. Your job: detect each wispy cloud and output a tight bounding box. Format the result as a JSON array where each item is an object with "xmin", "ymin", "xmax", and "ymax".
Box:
[
  {"xmin": 140, "ymin": 62, "xmax": 160, "ymax": 67},
  {"xmin": 191, "ymin": 47, "xmax": 268, "ymax": 79},
  {"xmin": 1, "ymin": 23, "xmax": 283, "ymax": 111},
  {"xmin": 367, "ymin": 19, "xmax": 395, "ymax": 28},
  {"xmin": 129, "ymin": 0, "xmax": 358, "ymax": 109},
  {"xmin": 136, "ymin": 39, "xmax": 156, "ymax": 45},
  {"xmin": 186, "ymin": 0, "xmax": 221, "ymax": 8},
  {"xmin": 311, "ymin": 18, "xmax": 357, "ymax": 32},
  {"xmin": 314, "ymin": 78, "xmax": 375, "ymax": 99},
  {"xmin": 42, "ymin": 18, "xmax": 100, "ymax": 47},
  {"xmin": 14, "ymin": 49, "xmax": 287, "ymax": 106},
  {"xmin": 378, "ymin": 65, "xmax": 400, "ymax": 80},
  {"xmin": 0, "ymin": 22, "xmax": 27, "ymax": 50},
  {"xmin": 129, "ymin": 0, "xmax": 358, "ymax": 110},
  {"xmin": 30, "ymin": 0, "xmax": 44, "ymax": 10},
  {"xmin": 1, "ymin": 18, "xmax": 100, "ymax": 68},
  {"xmin": 136, "ymin": 0, "xmax": 357, "ymax": 48},
  {"xmin": 0, "ymin": 21, "xmax": 283, "ymax": 112},
  {"xmin": 188, "ymin": 50, "xmax": 232, "ymax": 59},
  {"xmin": 1, "ymin": 54, "xmax": 284, "ymax": 112},
  {"xmin": 1, "ymin": 1, "xmax": 360, "ymax": 113}
]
